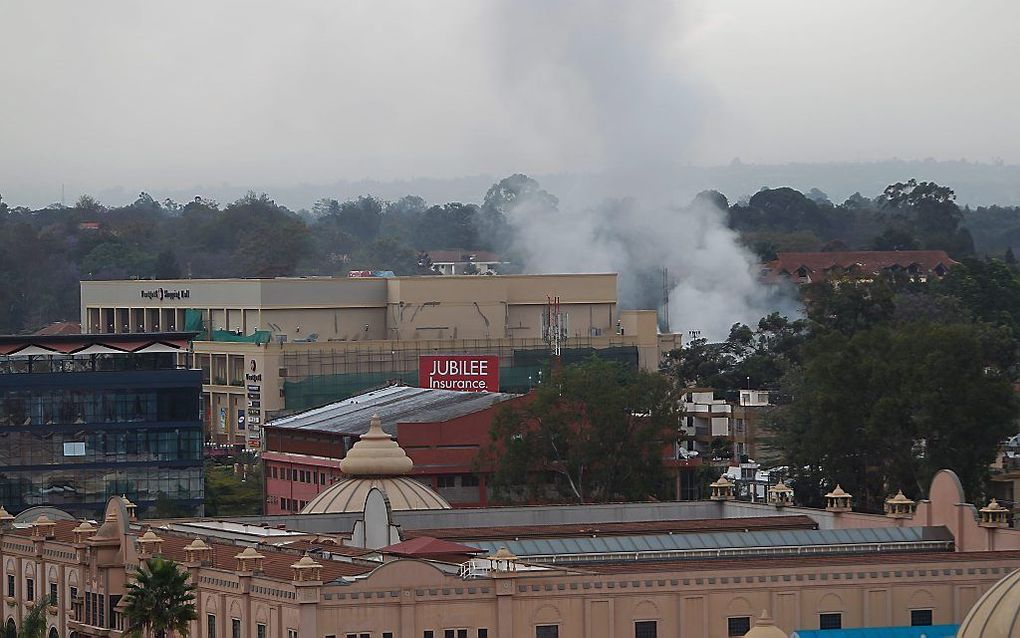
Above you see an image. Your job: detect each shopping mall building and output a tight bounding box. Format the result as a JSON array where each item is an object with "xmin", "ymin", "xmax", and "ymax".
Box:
[{"xmin": 80, "ymin": 274, "xmax": 679, "ymax": 448}]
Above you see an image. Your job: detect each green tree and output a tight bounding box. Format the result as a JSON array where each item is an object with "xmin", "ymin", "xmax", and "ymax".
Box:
[
  {"xmin": 123, "ymin": 557, "xmax": 197, "ymax": 638},
  {"xmin": 937, "ymin": 257, "xmax": 1020, "ymax": 332},
  {"xmin": 415, "ymin": 203, "xmax": 481, "ymax": 250},
  {"xmin": 771, "ymin": 321, "xmax": 1016, "ymax": 511},
  {"xmin": 336, "ymin": 195, "xmax": 383, "ymax": 242},
  {"xmin": 204, "ymin": 459, "xmax": 262, "ymax": 516},
  {"xmin": 487, "ymin": 357, "xmax": 680, "ymax": 503},
  {"xmin": 17, "ymin": 601, "xmax": 47, "ymax": 638},
  {"xmin": 482, "ymin": 173, "xmax": 558, "ymax": 218},
  {"xmin": 153, "ymin": 249, "xmax": 182, "ymax": 279},
  {"xmin": 664, "ymin": 313, "xmax": 807, "ymax": 391}
]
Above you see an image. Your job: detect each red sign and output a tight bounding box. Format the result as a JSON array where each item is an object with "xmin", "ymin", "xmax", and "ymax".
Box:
[{"xmin": 419, "ymin": 355, "xmax": 499, "ymax": 392}]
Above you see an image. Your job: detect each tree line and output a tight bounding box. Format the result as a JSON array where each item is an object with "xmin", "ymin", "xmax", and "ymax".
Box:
[
  {"xmin": 4, "ymin": 175, "xmax": 1020, "ymax": 334},
  {"xmin": 0, "ymin": 174, "xmax": 559, "ymax": 333},
  {"xmin": 491, "ymin": 257, "xmax": 1020, "ymax": 510}
]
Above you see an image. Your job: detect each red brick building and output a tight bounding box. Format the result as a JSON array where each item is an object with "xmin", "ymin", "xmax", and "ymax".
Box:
[
  {"xmin": 764, "ymin": 250, "xmax": 958, "ymax": 284},
  {"xmin": 262, "ymin": 385, "xmax": 524, "ymax": 513}
]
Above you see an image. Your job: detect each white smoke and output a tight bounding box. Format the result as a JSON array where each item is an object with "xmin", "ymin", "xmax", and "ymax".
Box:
[
  {"xmin": 492, "ymin": 0, "xmax": 795, "ymax": 340},
  {"xmin": 509, "ymin": 195, "xmax": 795, "ymax": 341}
]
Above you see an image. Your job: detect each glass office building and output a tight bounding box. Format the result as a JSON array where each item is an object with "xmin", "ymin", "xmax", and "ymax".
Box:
[{"xmin": 0, "ymin": 333, "xmax": 203, "ymax": 517}]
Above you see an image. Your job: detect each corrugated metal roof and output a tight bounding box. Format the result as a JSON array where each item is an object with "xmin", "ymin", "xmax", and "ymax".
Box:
[
  {"xmin": 267, "ymin": 385, "xmax": 519, "ymax": 435},
  {"xmin": 469, "ymin": 526, "xmax": 952, "ymax": 559}
]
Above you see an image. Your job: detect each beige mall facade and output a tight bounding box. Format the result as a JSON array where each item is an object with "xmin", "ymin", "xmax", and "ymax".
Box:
[
  {"xmin": 3, "ymin": 466, "xmax": 1020, "ymax": 638},
  {"xmin": 80, "ymin": 274, "xmax": 679, "ymax": 447}
]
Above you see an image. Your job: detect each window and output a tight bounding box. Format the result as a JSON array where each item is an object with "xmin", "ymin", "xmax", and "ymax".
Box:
[
  {"xmin": 424, "ymin": 632, "xmax": 435, "ymax": 638},
  {"xmin": 536, "ymin": 626, "xmax": 559, "ymax": 638},
  {"xmin": 478, "ymin": 631, "xmax": 488, "ymax": 638},
  {"xmin": 49, "ymin": 582, "xmax": 57, "ymax": 605},
  {"xmin": 320, "ymin": 472, "xmax": 326, "ymax": 485},
  {"xmin": 438, "ymin": 475, "xmax": 457, "ymax": 488},
  {"xmin": 727, "ymin": 617, "xmax": 751, "ymax": 637},
  {"xmin": 257, "ymin": 624, "xmax": 267, "ymax": 638},
  {"xmin": 819, "ymin": 613, "xmax": 842, "ymax": 630},
  {"xmin": 911, "ymin": 610, "xmax": 933, "ymax": 627},
  {"xmin": 635, "ymin": 621, "xmax": 657, "ymax": 638},
  {"xmin": 6, "ymin": 575, "xmax": 13, "ymax": 596},
  {"xmin": 26, "ymin": 577, "xmax": 34, "ymax": 601},
  {"xmin": 383, "ymin": 634, "xmax": 393, "ymax": 638},
  {"xmin": 208, "ymin": 614, "xmax": 217, "ymax": 638},
  {"xmin": 232, "ymin": 619, "xmax": 241, "ymax": 638},
  {"xmin": 288, "ymin": 631, "xmax": 298, "ymax": 638},
  {"xmin": 461, "ymin": 474, "xmax": 480, "ymax": 487},
  {"xmin": 445, "ymin": 631, "xmax": 455, "ymax": 638},
  {"xmin": 458, "ymin": 631, "xmax": 468, "ymax": 638}
]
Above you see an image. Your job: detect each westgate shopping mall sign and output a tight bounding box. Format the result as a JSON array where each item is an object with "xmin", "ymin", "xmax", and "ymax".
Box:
[
  {"xmin": 419, "ymin": 355, "xmax": 499, "ymax": 392},
  {"xmin": 140, "ymin": 287, "xmax": 191, "ymax": 301}
]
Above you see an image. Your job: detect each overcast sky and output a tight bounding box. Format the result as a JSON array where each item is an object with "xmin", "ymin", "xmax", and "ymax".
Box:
[{"xmin": 2, "ymin": 1, "xmax": 1019, "ymax": 206}]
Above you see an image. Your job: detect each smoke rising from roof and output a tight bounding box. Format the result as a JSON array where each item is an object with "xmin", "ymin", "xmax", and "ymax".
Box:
[{"xmin": 493, "ymin": 1, "xmax": 794, "ymax": 339}]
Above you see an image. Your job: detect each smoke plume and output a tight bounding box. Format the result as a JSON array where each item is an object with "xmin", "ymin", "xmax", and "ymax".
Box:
[{"xmin": 492, "ymin": 1, "xmax": 795, "ymax": 340}]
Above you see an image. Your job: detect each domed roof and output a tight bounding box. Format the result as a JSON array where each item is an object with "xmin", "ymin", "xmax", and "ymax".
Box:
[
  {"xmin": 301, "ymin": 413, "xmax": 450, "ymax": 514},
  {"xmin": 957, "ymin": 568, "xmax": 1020, "ymax": 638},
  {"xmin": 301, "ymin": 476, "xmax": 451, "ymax": 513},
  {"xmin": 339, "ymin": 414, "xmax": 413, "ymax": 476}
]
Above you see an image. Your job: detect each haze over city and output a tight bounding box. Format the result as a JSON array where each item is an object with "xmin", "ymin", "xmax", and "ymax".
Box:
[{"xmin": 2, "ymin": 1, "xmax": 1020, "ymax": 208}]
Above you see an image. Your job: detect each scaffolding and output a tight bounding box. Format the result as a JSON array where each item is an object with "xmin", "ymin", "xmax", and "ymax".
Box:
[{"xmin": 278, "ymin": 337, "xmax": 639, "ymax": 412}]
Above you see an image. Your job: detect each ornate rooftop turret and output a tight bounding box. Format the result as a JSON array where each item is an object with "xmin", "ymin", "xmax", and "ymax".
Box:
[
  {"xmin": 339, "ymin": 414, "xmax": 414, "ymax": 476},
  {"xmin": 768, "ymin": 481, "xmax": 794, "ymax": 507},
  {"xmin": 71, "ymin": 521, "xmax": 96, "ymax": 544},
  {"xmin": 979, "ymin": 498, "xmax": 1009, "ymax": 529},
  {"xmin": 121, "ymin": 496, "xmax": 137, "ymax": 522},
  {"xmin": 184, "ymin": 538, "xmax": 213, "ymax": 565},
  {"xmin": 824, "ymin": 484, "xmax": 853, "ymax": 513},
  {"xmin": 884, "ymin": 490, "xmax": 916, "ymax": 519},
  {"xmin": 137, "ymin": 530, "xmax": 164, "ymax": 557},
  {"xmin": 0, "ymin": 506, "xmax": 14, "ymax": 531},
  {"xmin": 235, "ymin": 546, "xmax": 265, "ymax": 574},
  {"xmin": 488, "ymin": 546, "xmax": 518, "ymax": 572},
  {"xmin": 290, "ymin": 553, "xmax": 323, "ymax": 583},
  {"xmin": 31, "ymin": 515, "xmax": 56, "ymax": 540},
  {"xmin": 709, "ymin": 475, "xmax": 735, "ymax": 501}
]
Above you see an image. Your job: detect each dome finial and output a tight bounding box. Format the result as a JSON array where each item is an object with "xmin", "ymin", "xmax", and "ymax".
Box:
[{"xmin": 339, "ymin": 414, "xmax": 414, "ymax": 476}]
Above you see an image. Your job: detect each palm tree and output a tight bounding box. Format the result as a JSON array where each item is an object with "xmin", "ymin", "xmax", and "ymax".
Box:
[
  {"xmin": 16, "ymin": 602, "xmax": 47, "ymax": 638},
  {"xmin": 123, "ymin": 557, "xmax": 197, "ymax": 638}
]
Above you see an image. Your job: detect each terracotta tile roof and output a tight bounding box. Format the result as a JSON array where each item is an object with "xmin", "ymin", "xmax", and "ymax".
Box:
[
  {"xmin": 154, "ymin": 533, "xmax": 375, "ymax": 581},
  {"xmin": 8, "ymin": 519, "xmax": 81, "ymax": 544},
  {"xmin": 579, "ymin": 549, "xmax": 1020, "ymax": 574},
  {"xmin": 382, "ymin": 536, "xmax": 484, "ymax": 557},
  {"xmin": 33, "ymin": 322, "xmax": 82, "ymax": 336},
  {"xmin": 404, "ymin": 515, "xmax": 817, "ymax": 542},
  {"xmin": 766, "ymin": 250, "xmax": 958, "ymax": 281}
]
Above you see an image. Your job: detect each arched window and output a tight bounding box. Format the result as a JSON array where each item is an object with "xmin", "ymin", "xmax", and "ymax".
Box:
[
  {"xmin": 5, "ymin": 618, "xmax": 16, "ymax": 638},
  {"xmin": 49, "ymin": 628, "xmax": 59, "ymax": 638}
]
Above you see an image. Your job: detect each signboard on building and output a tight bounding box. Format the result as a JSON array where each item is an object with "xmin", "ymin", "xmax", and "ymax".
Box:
[
  {"xmin": 246, "ymin": 358, "xmax": 262, "ymax": 447},
  {"xmin": 418, "ymin": 355, "xmax": 499, "ymax": 392}
]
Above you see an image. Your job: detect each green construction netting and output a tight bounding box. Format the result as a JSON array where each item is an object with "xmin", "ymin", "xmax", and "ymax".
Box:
[
  {"xmin": 281, "ymin": 346, "xmax": 638, "ymax": 412},
  {"xmin": 183, "ymin": 308, "xmax": 204, "ymax": 332},
  {"xmin": 210, "ymin": 330, "xmax": 272, "ymax": 344},
  {"xmin": 284, "ymin": 370, "xmax": 420, "ymax": 411}
]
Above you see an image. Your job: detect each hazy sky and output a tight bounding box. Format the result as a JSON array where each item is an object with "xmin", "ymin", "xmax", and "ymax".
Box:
[{"xmin": 2, "ymin": 1, "xmax": 1019, "ymax": 206}]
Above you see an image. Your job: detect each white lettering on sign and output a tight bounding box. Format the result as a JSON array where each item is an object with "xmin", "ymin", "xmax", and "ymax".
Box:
[{"xmin": 429, "ymin": 358, "xmax": 489, "ymax": 376}]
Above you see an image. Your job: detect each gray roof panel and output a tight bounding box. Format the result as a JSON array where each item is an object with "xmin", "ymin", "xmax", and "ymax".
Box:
[
  {"xmin": 470, "ymin": 526, "xmax": 953, "ymax": 558},
  {"xmin": 266, "ymin": 385, "xmax": 519, "ymax": 436}
]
